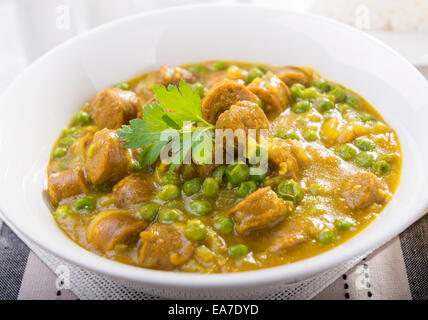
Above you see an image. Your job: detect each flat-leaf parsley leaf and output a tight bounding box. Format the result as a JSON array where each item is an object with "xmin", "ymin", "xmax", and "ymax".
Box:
[{"xmin": 117, "ymin": 80, "xmax": 215, "ymax": 171}]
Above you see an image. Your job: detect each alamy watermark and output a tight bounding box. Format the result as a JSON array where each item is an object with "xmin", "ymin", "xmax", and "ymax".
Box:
[{"xmin": 157, "ymin": 125, "xmax": 269, "ymax": 175}]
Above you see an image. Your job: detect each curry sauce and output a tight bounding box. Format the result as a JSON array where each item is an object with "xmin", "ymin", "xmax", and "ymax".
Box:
[{"xmin": 46, "ymin": 61, "xmax": 401, "ymax": 273}]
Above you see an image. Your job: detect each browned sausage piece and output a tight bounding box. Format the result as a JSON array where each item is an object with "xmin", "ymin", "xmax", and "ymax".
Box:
[
  {"xmin": 216, "ymin": 101, "xmax": 269, "ymax": 135},
  {"xmin": 138, "ymin": 223, "xmax": 195, "ymax": 270},
  {"xmin": 201, "ymin": 80, "xmax": 258, "ymax": 124},
  {"xmin": 158, "ymin": 65, "xmax": 197, "ymax": 86},
  {"xmin": 341, "ymin": 172, "xmax": 389, "ymax": 210},
  {"xmin": 247, "ymin": 73, "xmax": 290, "ymax": 117},
  {"xmin": 268, "ymin": 138, "xmax": 310, "ymax": 179},
  {"xmin": 267, "ymin": 222, "xmax": 309, "ymax": 253},
  {"xmin": 113, "ymin": 173, "xmax": 155, "ymax": 208},
  {"xmin": 91, "ymin": 88, "xmax": 142, "ymax": 129},
  {"xmin": 275, "ymin": 66, "xmax": 311, "ymax": 87},
  {"xmin": 87, "ymin": 210, "xmax": 147, "ymax": 252},
  {"xmin": 47, "ymin": 167, "xmax": 89, "ymax": 206},
  {"xmin": 85, "ymin": 129, "xmax": 131, "ymax": 185},
  {"xmin": 228, "ymin": 187, "xmax": 290, "ymax": 234}
]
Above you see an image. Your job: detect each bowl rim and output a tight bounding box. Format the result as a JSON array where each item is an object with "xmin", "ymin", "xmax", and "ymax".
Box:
[{"xmin": 1, "ymin": 3, "xmax": 428, "ymax": 290}]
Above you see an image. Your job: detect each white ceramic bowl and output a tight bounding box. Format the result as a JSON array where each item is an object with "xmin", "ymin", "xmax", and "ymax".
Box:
[{"xmin": 1, "ymin": 4, "xmax": 428, "ymax": 299}]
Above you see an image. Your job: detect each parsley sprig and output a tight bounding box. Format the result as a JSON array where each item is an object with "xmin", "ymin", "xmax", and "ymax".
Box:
[{"xmin": 117, "ymin": 80, "xmax": 214, "ymax": 173}]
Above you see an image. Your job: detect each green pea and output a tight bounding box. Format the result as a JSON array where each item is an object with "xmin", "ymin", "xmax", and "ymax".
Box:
[
  {"xmin": 329, "ymin": 87, "xmax": 347, "ymax": 102},
  {"xmin": 225, "ymin": 163, "xmax": 249, "ymax": 185},
  {"xmin": 52, "ymin": 147, "xmax": 67, "ymax": 159},
  {"xmin": 304, "ymin": 131, "xmax": 319, "ymax": 142},
  {"xmin": 62, "ymin": 127, "xmax": 80, "ymax": 137},
  {"xmin": 188, "ymin": 64, "xmax": 204, "ymax": 74},
  {"xmin": 380, "ymin": 154, "xmax": 397, "ymax": 163},
  {"xmin": 212, "ymin": 166, "xmax": 226, "ymax": 183},
  {"xmin": 249, "ymin": 167, "xmax": 266, "ymax": 183},
  {"xmin": 189, "ymin": 200, "xmax": 212, "ymax": 216},
  {"xmin": 317, "ymin": 229, "xmax": 336, "ymax": 244},
  {"xmin": 212, "ymin": 61, "xmax": 227, "ymax": 71},
  {"xmin": 158, "ymin": 209, "xmax": 181, "ymax": 224},
  {"xmin": 181, "ymin": 164, "xmax": 196, "ymax": 180},
  {"xmin": 157, "ymin": 184, "xmax": 180, "ymax": 201},
  {"xmin": 216, "ymin": 189, "xmax": 238, "ymax": 209},
  {"xmin": 312, "ymin": 78, "xmax": 330, "ymax": 92},
  {"xmin": 185, "ymin": 219, "xmax": 207, "ymax": 241},
  {"xmin": 183, "ymin": 178, "xmax": 202, "ymax": 196},
  {"xmin": 58, "ymin": 136, "xmax": 76, "ymax": 148},
  {"xmin": 161, "ymin": 173, "xmax": 181, "ymax": 186},
  {"xmin": 337, "ymin": 144, "xmax": 357, "ymax": 161},
  {"xmin": 317, "ymin": 97, "xmax": 334, "ymax": 113},
  {"xmin": 247, "ymin": 66, "xmax": 265, "ymax": 84},
  {"xmin": 275, "ymin": 130, "xmax": 300, "ymax": 140},
  {"xmin": 229, "ymin": 244, "xmax": 249, "ymax": 257},
  {"xmin": 337, "ymin": 103, "xmax": 351, "ymax": 113},
  {"xmin": 74, "ymin": 111, "xmax": 91, "ymax": 125},
  {"xmin": 289, "ymin": 83, "xmax": 305, "ymax": 99},
  {"xmin": 202, "ymin": 177, "xmax": 219, "ymax": 198},
  {"xmin": 301, "ymin": 87, "xmax": 318, "ymax": 100},
  {"xmin": 323, "ymin": 109, "xmax": 340, "ymax": 120},
  {"xmin": 236, "ymin": 181, "xmax": 257, "ymax": 198},
  {"xmin": 373, "ymin": 159, "xmax": 391, "ymax": 176},
  {"xmin": 214, "ymin": 217, "xmax": 234, "ymax": 235},
  {"xmin": 345, "ymin": 94, "xmax": 361, "ymax": 107},
  {"xmin": 276, "ymin": 180, "xmax": 304, "ymax": 203},
  {"xmin": 355, "ymin": 152, "xmax": 374, "ymax": 168},
  {"xmin": 114, "ymin": 82, "xmax": 129, "ymax": 90},
  {"xmin": 354, "ymin": 137, "xmax": 375, "ymax": 151},
  {"xmin": 54, "ymin": 205, "xmax": 71, "ymax": 218},
  {"xmin": 255, "ymin": 65, "xmax": 267, "ymax": 73},
  {"xmin": 293, "ymin": 100, "xmax": 311, "ymax": 113},
  {"xmin": 192, "ymin": 82, "xmax": 206, "ymax": 98},
  {"xmin": 335, "ymin": 219, "xmax": 355, "ymax": 232},
  {"xmin": 73, "ymin": 196, "xmax": 95, "ymax": 212},
  {"xmin": 357, "ymin": 113, "xmax": 374, "ymax": 122},
  {"xmin": 139, "ymin": 203, "xmax": 160, "ymax": 222}
]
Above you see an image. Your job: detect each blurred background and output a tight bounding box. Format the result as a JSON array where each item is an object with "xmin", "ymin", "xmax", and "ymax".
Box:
[{"xmin": 1, "ymin": 0, "xmax": 428, "ymax": 92}]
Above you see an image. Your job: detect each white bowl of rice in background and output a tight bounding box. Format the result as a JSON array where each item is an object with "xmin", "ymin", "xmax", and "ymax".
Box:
[{"xmin": 309, "ymin": 0, "xmax": 428, "ymax": 65}]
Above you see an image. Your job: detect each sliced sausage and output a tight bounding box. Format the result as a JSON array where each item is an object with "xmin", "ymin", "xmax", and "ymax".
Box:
[
  {"xmin": 47, "ymin": 167, "xmax": 89, "ymax": 206},
  {"xmin": 341, "ymin": 172, "xmax": 389, "ymax": 210},
  {"xmin": 113, "ymin": 173, "xmax": 155, "ymax": 208},
  {"xmin": 85, "ymin": 129, "xmax": 131, "ymax": 185},
  {"xmin": 158, "ymin": 65, "xmax": 197, "ymax": 86},
  {"xmin": 70, "ymin": 135, "xmax": 93, "ymax": 161},
  {"xmin": 216, "ymin": 101, "xmax": 269, "ymax": 136},
  {"xmin": 268, "ymin": 138, "xmax": 310, "ymax": 179},
  {"xmin": 87, "ymin": 210, "xmax": 147, "ymax": 252},
  {"xmin": 201, "ymin": 80, "xmax": 258, "ymax": 124},
  {"xmin": 228, "ymin": 187, "xmax": 290, "ymax": 234},
  {"xmin": 275, "ymin": 66, "xmax": 310, "ymax": 87},
  {"xmin": 91, "ymin": 88, "xmax": 142, "ymax": 129},
  {"xmin": 247, "ymin": 73, "xmax": 290, "ymax": 117},
  {"xmin": 138, "ymin": 223, "xmax": 195, "ymax": 270},
  {"xmin": 267, "ymin": 222, "xmax": 309, "ymax": 253}
]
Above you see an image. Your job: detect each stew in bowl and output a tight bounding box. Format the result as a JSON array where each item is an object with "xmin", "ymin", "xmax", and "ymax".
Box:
[{"xmin": 46, "ymin": 61, "xmax": 401, "ymax": 273}]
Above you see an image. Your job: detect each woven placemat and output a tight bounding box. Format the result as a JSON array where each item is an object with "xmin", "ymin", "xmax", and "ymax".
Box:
[{"xmin": 25, "ymin": 237, "xmax": 367, "ymax": 300}]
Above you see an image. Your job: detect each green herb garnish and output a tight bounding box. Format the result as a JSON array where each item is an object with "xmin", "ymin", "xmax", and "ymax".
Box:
[{"xmin": 117, "ymin": 80, "xmax": 215, "ymax": 174}]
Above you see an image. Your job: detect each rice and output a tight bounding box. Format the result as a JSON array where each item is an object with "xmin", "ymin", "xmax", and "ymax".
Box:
[{"xmin": 310, "ymin": 0, "xmax": 428, "ymax": 32}]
